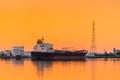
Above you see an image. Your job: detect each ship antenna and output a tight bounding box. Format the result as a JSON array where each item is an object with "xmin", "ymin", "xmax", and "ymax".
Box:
[
  {"xmin": 90, "ymin": 21, "xmax": 97, "ymax": 56},
  {"xmin": 41, "ymin": 35, "xmax": 44, "ymax": 43}
]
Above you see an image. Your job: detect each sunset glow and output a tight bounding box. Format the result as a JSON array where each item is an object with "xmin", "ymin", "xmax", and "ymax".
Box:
[{"xmin": 0, "ymin": 0, "xmax": 120, "ymax": 52}]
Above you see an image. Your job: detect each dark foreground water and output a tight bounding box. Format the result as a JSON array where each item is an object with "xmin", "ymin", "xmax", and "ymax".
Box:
[{"xmin": 0, "ymin": 58, "xmax": 120, "ymax": 80}]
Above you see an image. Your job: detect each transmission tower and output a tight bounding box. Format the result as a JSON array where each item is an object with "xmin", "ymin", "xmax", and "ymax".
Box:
[{"xmin": 90, "ymin": 21, "xmax": 97, "ymax": 54}]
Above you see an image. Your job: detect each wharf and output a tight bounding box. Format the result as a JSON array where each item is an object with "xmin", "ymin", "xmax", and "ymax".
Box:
[{"xmin": 86, "ymin": 53, "xmax": 120, "ymax": 58}]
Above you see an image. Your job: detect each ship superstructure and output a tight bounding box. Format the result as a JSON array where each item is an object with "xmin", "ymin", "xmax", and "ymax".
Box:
[{"xmin": 33, "ymin": 37, "xmax": 54, "ymax": 53}]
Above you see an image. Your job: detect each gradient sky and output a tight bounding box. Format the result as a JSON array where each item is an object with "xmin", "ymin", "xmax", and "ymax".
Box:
[{"xmin": 0, "ymin": 0, "xmax": 120, "ymax": 52}]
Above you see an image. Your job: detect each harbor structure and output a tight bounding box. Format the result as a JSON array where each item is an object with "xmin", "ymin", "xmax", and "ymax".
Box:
[
  {"xmin": 86, "ymin": 21, "xmax": 97, "ymax": 57},
  {"xmin": 4, "ymin": 50, "xmax": 12, "ymax": 57},
  {"xmin": 90, "ymin": 21, "xmax": 97, "ymax": 54},
  {"xmin": 113, "ymin": 48, "xmax": 120, "ymax": 56},
  {"xmin": 24, "ymin": 51, "xmax": 31, "ymax": 57},
  {"xmin": 11, "ymin": 46, "xmax": 24, "ymax": 57}
]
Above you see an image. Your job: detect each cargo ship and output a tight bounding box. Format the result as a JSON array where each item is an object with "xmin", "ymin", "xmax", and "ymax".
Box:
[{"xmin": 31, "ymin": 37, "xmax": 87, "ymax": 60}]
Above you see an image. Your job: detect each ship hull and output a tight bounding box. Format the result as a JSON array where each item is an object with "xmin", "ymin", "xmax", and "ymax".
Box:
[{"xmin": 31, "ymin": 52, "xmax": 87, "ymax": 61}]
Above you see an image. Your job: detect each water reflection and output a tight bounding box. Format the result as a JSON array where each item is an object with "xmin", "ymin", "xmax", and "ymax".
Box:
[
  {"xmin": 12, "ymin": 59, "xmax": 24, "ymax": 66},
  {"xmin": 32, "ymin": 61, "xmax": 53, "ymax": 76},
  {"xmin": 31, "ymin": 58, "xmax": 120, "ymax": 80},
  {"xmin": 32, "ymin": 59, "xmax": 86, "ymax": 74},
  {"xmin": 86, "ymin": 58, "xmax": 120, "ymax": 80},
  {"xmin": 0, "ymin": 58, "xmax": 25, "ymax": 66},
  {"xmin": 91, "ymin": 59, "xmax": 95, "ymax": 80},
  {"xmin": 0, "ymin": 58, "xmax": 120, "ymax": 80}
]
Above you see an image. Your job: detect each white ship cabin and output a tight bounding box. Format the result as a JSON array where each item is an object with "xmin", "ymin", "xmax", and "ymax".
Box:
[
  {"xmin": 33, "ymin": 38, "xmax": 54, "ymax": 52},
  {"xmin": 11, "ymin": 46, "xmax": 24, "ymax": 57}
]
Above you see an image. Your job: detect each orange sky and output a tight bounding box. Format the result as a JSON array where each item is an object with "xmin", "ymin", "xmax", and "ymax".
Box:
[{"xmin": 0, "ymin": 0, "xmax": 120, "ymax": 52}]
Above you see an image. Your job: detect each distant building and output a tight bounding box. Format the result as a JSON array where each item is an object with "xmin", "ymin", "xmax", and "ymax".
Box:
[
  {"xmin": 11, "ymin": 46, "xmax": 24, "ymax": 57},
  {"xmin": 113, "ymin": 48, "xmax": 120, "ymax": 55},
  {"xmin": 0, "ymin": 51, "xmax": 4, "ymax": 55},
  {"xmin": 4, "ymin": 50, "xmax": 12, "ymax": 57}
]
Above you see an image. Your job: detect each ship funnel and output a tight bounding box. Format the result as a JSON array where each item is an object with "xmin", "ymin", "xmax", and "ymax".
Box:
[{"xmin": 37, "ymin": 39, "xmax": 42, "ymax": 44}]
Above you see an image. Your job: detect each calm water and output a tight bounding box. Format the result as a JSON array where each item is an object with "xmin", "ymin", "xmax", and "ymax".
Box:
[{"xmin": 0, "ymin": 58, "xmax": 120, "ymax": 80}]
